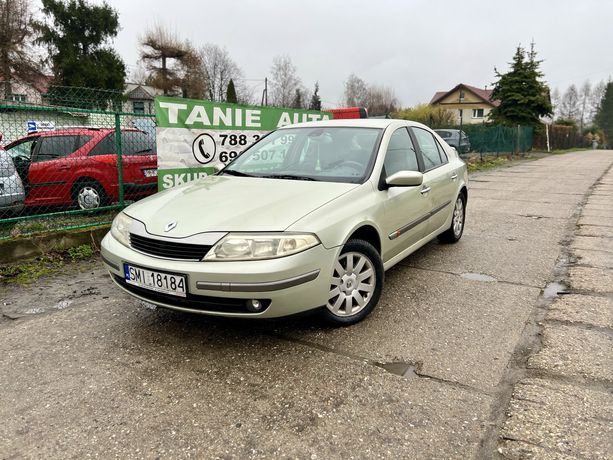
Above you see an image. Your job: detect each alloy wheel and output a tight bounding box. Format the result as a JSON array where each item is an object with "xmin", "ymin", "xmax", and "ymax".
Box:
[
  {"xmin": 453, "ymin": 196, "xmax": 464, "ymax": 237},
  {"xmin": 327, "ymin": 251, "xmax": 376, "ymax": 317}
]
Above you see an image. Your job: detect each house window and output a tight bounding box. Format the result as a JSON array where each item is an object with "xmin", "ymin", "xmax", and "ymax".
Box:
[
  {"xmin": 10, "ymin": 94, "xmax": 26, "ymax": 103},
  {"xmin": 132, "ymin": 100, "xmax": 145, "ymax": 114},
  {"xmin": 472, "ymin": 108, "xmax": 485, "ymax": 118}
]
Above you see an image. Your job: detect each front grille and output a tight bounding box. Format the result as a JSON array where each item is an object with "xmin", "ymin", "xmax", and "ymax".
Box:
[
  {"xmin": 113, "ymin": 275, "xmax": 271, "ymax": 313},
  {"xmin": 129, "ymin": 233, "xmax": 211, "ymax": 260}
]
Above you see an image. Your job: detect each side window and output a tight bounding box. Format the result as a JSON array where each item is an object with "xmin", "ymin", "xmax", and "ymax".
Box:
[
  {"xmin": 121, "ymin": 131, "xmax": 154, "ymax": 155},
  {"xmin": 77, "ymin": 135, "xmax": 93, "ymax": 150},
  {"xmin": 412, "ymin": 128, "xmax": 443, "ymax": 170},
  {"xmin": 383, "ymin": 128, "xmax": 419, "ymax": 176},
  {"xmin": 35, "ymin": 135, "xmax": 79, "ymax": 162},
  {"xmin": 89, "ymin": 134, "xmax": 115, "ymax": 156},
  {"xmin": 7, "ymin": 138, "xmax": 38, "ymax": 160},
  {"xmin": 436, "ymin": 139, "xmax": 448, "ymax": 164}
]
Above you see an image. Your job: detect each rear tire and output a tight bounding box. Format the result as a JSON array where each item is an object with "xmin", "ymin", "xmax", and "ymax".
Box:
[
  {"xmin": 438, "ymin": 193, "xmax": 466, "ymax": 244},
  {"xmin": 320, "ymin": 239, "xmax": 384, "ymax": 326},
  {"xmin": 73, "ymin": 180, "xmax": 107, "ymax": 210}
]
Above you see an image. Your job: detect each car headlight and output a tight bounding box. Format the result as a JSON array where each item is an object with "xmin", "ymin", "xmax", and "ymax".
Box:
[
  {"xmin": 111, "ymin": 212, "xmax": 133, "ymax": 247},
  {"xmin": 203, "ymin": 233, "xmax": 320, "ymax": 261}
]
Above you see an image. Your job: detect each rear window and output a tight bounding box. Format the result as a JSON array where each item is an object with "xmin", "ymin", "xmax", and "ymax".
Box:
[
  {"xmin": 89, "ymin": 131, "xmax": 155, "ymax": 156},
  {"xmin": 122, "ymin": 131, "xmax": 155, "ymax": 155},
  {"xmin": 435, "ymin": 130, "xmax": 451, "ymax": 139}
]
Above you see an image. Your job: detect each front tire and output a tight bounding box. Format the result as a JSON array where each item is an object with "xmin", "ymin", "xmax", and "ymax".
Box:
[
  {"xmin": 321, "ymin": 239, "xmax": 384, "ymax": 326},
  {"xmin": 438, "ymin": 193, "xmax": 466, "ymax": 244}
]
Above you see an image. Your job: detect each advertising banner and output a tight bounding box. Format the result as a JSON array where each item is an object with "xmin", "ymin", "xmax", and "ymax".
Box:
[{"xmin": 155, "ymin": 97, "xmax": 332, "ymax": 190}]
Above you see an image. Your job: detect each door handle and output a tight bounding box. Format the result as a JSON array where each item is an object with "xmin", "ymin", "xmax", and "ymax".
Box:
[
  {"xmin": 420, "ymin": 185, "xmax": 431, "ymax": 195},
  {"xmin": 450, "ymin": 172, "xmax": 458, "ymax": 180},
  {"xmin": 59, "ymin": 165, "xmax": 70, "ymax": 171}
]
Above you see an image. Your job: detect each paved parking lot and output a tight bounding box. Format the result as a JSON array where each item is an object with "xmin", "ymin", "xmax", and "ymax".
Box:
[{"xmin": 1, "ymin": 150, "xmax": 611, "ymax": 459}]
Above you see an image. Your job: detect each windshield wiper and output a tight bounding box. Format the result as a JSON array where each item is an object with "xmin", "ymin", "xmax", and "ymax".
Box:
[
  {"xmin": 265, "ymin": 174, "xmax": 318, "ymax": 181},
  {"xmin": 221, "ymin": 169, "xmax": 258, "ymax": 177}
]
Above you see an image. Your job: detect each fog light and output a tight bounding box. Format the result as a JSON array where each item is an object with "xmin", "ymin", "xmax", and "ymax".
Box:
[{"xmin": 246, "ymin": 299, "xmax": 263, "ymax": 312}]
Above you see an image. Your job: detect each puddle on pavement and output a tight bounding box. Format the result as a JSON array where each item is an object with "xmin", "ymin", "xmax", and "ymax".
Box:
[
  {"xmin": 543, "ymin": 281, "xmax": 568, "ymax": 299},
  {"xmin": 460, "ymin": 272, "xmax": 498, "ymax": 282},
  {"xmin": 380, "ymin": 362, "xmax": 419, "ymax": 379}
]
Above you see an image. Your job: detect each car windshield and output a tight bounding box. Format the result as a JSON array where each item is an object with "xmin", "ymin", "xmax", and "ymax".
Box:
[{"xmin": 222, "ymin": 127, "xmax": 383, "ymax": 183}]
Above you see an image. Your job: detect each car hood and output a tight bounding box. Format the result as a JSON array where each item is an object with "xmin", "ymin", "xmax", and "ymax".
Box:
[{"xmin": 125, "ymin": 175, "xmax": 358, "ymax": 237}]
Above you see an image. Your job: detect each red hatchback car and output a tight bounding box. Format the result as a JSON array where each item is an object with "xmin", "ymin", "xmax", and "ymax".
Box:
[{"xmin": 5, "ymin": 127, "xmax": 157, "ymax": 209}]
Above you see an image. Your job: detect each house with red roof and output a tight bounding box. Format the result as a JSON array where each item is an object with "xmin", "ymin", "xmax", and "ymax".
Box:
[{"xmin": 429, "ymin": 83, "xmax": 499, "ymax": 125}]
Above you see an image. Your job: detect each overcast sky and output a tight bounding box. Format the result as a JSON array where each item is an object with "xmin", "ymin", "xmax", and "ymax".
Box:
[{"xmin": 97, "ymin": 0, "xmax": 612, "ymax": 107}]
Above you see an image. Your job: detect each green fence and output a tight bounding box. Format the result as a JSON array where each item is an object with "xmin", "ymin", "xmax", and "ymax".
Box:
[
  {"xmin": 0, "ymin": 86, "xmax": 156, "ymax": 239},
  {"xmin": 432, "ymin": 124, "xmax": 533, "ymax": 157}
]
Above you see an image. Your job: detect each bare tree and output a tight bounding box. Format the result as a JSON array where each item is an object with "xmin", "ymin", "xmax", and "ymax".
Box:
[
  {"xmin": 559, "ymin": 84, "xmax": 580, "ymax": 122},
  {"xmin": 0, "ymin": 0, "xmax": 43, "ymax": 98},
  {"xmin": 590, "ymin": 80, "xmax": 606, "ymax": 122},
  {"xmin": 129, "ymin": 64, "xmax": 149, "ymax": 85},
  {"xmin": 180, "ymin": 46, "xmax": 207, "ymax": 99},
  {"xmin": 139, "ymin": 24, "xmax": 190, "ymax": 96},
  {"xmin": 367, "ymin": 84, "xmax": 399, "ymax": 116},
  {"xmin": 550, "ymin": 87, "xmax": 561, "ymax": 120},
  {"xmin": 578, "ymin": 80, "xmax": 592, "ymax": 130},
  {"xmin": 198, "ymin": 44, "xmax": 245, "ymax": 102},
  {"xmin": 343, "ymin": 74, "xmax": 369, "ymax": 107},
  {"xmin": 269, "ymin": 55, "xmax": 302, "ymax": 107}
]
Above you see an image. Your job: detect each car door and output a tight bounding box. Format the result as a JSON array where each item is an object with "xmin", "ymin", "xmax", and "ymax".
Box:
[
  {"xmin": 381, "ymin": 127, "xmax": 431, "ymax": 261},
  {"xmin": 411, "ymin": 127, "xmax": 458, "ymax": 235},
  {"xmin": 5, "ymin": 137, "xmax": 39, "ymax": 197},
  {"xmin": 28, "ymin": 135, "xmax": 83, "ymax": 204}
]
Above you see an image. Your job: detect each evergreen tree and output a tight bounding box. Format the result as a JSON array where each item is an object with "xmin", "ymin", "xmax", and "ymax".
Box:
[
  {"xmin": 309, "ymin": 82, "xmax": 322, "ymax": 111},
  {"xmin": 594, "ymin": 82, "xmax": 613, "ymax": 146},
  {"xmin": 35, "ymin": 0, "xmax": 125, "ymax": 107},
  {"xmin": 291, "ymin": 88, "xmax": 303, "ymax": 109},
  {"xmin": 489, "ymin": 43, "xmax": 552, "ymax": 129},
  {"xmin": 226, "ymin": 79, "xmax": 238, "ymax": 103}
]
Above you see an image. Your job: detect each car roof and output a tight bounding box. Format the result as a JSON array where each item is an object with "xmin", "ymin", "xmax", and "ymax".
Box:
[
  {"xmin": 26, "ymin": 127, "xmax": 113, "ymax": 137},
  {"xmin": 22, "ymin": 127, "xmax": 144, "ymax": 138},
  {"xmin": 279, "ymin": 118, "xmax": 431, "ymax": 130}
]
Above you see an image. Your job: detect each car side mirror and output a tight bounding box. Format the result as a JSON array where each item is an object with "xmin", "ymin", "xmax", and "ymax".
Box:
[{"xmin": 386, "ymin": 170, "xmax": 423, "ymax": 187}]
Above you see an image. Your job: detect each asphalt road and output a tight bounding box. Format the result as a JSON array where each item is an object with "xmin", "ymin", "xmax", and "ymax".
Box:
[{"xmin": 1, "ymin": 150, "xmax": 612, "ymax": 459}]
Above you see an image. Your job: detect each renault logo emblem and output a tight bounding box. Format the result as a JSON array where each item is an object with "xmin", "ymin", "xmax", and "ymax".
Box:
[{"xmin": 164, "ymin": 221, "xmax": 177, "ymax": 232}]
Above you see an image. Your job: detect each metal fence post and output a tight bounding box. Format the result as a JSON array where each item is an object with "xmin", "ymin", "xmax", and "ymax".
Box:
[{"xmin": 114, "ymin": 113, "xmax": 124, "ymax": 207}]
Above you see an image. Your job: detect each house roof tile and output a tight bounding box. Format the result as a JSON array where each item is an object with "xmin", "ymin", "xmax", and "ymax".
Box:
[{"xmin": 430, "ymin": 83, "xmax": 500, "ymax": 107}]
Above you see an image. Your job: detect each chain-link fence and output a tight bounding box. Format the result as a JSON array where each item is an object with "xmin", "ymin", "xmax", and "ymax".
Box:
[
  {"xmin": 0, "ymin": 86, "xmax": 156, "ymax": 239},
  {"xmin": 432, "ymin": 124, "xmax": 533, "ymax": 158}
]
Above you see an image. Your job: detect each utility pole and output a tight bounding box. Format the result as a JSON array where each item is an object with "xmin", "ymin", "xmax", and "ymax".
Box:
[{"xmin": 261, "ymin": 77, "xmax": 268, "ymax": 106}]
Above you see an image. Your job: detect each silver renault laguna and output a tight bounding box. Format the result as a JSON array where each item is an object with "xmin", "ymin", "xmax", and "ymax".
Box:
[{"xmin": 101, "ymin": 119, "xmax": 468, "ymax": 325}]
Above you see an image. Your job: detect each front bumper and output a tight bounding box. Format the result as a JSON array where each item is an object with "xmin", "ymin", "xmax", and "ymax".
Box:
[{"xmin": 100, "ymin": 232, "xmax": 337, "ymax": 318}]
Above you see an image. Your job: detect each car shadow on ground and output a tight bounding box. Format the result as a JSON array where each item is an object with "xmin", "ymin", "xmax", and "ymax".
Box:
[{"xmin": 118, "ymin": 239, "xmax": 450, "ymax": 352}]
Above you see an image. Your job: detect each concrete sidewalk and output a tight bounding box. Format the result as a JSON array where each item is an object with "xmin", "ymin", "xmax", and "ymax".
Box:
[{"xmin": 499, "ymin": 158, "xmax": 613, "ymax": 459}]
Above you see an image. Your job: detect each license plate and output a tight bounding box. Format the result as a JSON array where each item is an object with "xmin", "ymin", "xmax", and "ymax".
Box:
[
  {"xmin": 143, "ymin": 169, "xmax": 158, "ymax": 177},
  {"xmin": 123, "ymin": 264, "xmax": 187, "ymax": 297}
]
